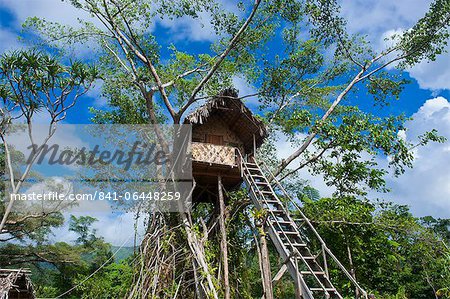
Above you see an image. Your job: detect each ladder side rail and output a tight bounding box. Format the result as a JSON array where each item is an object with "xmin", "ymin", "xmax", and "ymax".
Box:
[
  {"xmin": 242, "ymin": 171, "xmax": 315, "ymax": 299},
  {"xmin": 237, "ymin": 149, "xmax": 292, "ymax": 254},
  {"xmin": 242, "ymin": 162, "xmax": 310, "ymax": 263},
  {"xmin": 250, "ymin": 159, "xmax": 333, "ymax": 297},
  {"xmin": 265, "ymin": 221, "xmax": 315, "ymax": 299},
  {"xmin": 249, "ymin": 159, "xmax": 293, "ymax": 215},
  {"xmin": 240, "ymin": 160, "xmax": 294, "ymax": 254},
  {"xmin": 237, "ymin": 150, "xmax": 301, "ymax": 253},
  {"xmin": 242, "ymin": 164, "xmax": 300, "ymax": 258},
  {"xmin": 259, "ymin": 159, "xmax": 369, "ymax": 299},
  {"xmin": 237, "ymin": 151, "xmax": 315, "ymax": 298}
]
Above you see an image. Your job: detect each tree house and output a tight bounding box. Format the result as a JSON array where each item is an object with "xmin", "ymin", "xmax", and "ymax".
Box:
[
  {"xmin": 184, "ymin": 90, "xmax": 361, "ymax": 298},
  {"xmin": 0, "ymin": 269, "xmax": 35, "ymax": 299},
  {"xmin": 184, "ymin": 88, "xmax": 267, "ymax": 203}
]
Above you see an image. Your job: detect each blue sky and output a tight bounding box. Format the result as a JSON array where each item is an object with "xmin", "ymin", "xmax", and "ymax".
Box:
[{"xmin": 1, "ymin": 0, "xmax": 449, "ymax": 245}]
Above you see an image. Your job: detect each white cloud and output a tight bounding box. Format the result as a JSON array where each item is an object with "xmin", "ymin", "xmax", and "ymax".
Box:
[
  {"xmin": 274, "ymin": 132, "xmax": 336, "ymax": 198},
  {"xmin": 383, "ymin": 96, "xmax": 450, "ymax": 217},
  {"xmin": 0, "ymin": 28, "xmax": 23, "ymax": 52},
  {"xmin": 7, "ymin": 123, "xmax": 87, "ymax": 158},
  {"xmin": 86, "ymin": 79, "xmax": 107, "ymax": 107},
  {"xmin": 379, "ymin": 28, "xmax": 405, "ymax": 66},
  {"xmin": 397, "ymin": 129, "xmax": 407, "ymax": 141},
  {"xmin": 93, "ymin": 211, "xmax": 145, "ymax": 246},
  {"xmin": 341, "ymin": 0, "xmax": 431, "ymax": 40},
  {"xmin": 0, "ymin": 0, "xmax": 103, "ymax": 59},
  {"xmin": 156, "ymin": 1, "xmax": 241, "ymax": 42},
  {"xmin": 341, "ymin": 0, "xmax": 450, "ymax": 91},
  {"xmin": 158, "ymin": 11, "xmax": 217, "ymax": 42},
  {"xmin": 232, "ymin": 75, "xmax": 260, "ymax": 107},
  {"xmin": 51, "ymin": 211, "xmax": 145, "ymax": 246},
  {"xmin": 416, "ymin": 96, "xmax": 450, "ymax": 118},
  {"xmin": 408, "ymin": 52, "xmax": 450, "ymax": 90},
  {"xmin": 380, "ymin": 28, "xmax": 404, "ymax": 48},
  {"xmin": 0, "ymin": 0, "xmax": 97, "ymax": 28},
  {"xmin": 0, "ymin": 0, "xmax": 232, "ymax": 44}
]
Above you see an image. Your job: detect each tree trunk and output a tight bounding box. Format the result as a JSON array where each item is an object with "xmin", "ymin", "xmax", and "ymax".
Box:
[
  {"xmin": 218, "ymin": 176, "xmax": 231, "ymax": 299},
  {"xmin": 182, "ymin": 214, "xmax": 219, "ymax": 299},
  {"xmin": 346, "ymin": 242, "xmax": 360, "ymax": 299},
  {"xmin": 256, "ymin": 220, "xmax": 274, "ymax": 299}
]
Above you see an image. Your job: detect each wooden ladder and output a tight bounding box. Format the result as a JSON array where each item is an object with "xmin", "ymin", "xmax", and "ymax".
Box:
[{"xmin": 241, "ymin": 157, "xmax": 368, "ymax": 299}]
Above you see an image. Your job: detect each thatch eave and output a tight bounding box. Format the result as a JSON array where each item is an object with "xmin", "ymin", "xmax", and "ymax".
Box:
[
  {"xmin": 0, "ymin": 269, "xmax": 35, "ymax": 299},
  {"xmin": 184, "ymin": 88, "xmax": 268, "ymax": 152}
]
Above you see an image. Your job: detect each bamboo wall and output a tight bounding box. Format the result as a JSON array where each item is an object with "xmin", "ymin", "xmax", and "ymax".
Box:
[
  {"xmin": 191, "ymin": 114, "xmax": 245, "ymax": 154},
  {"xmin": 191, "ymin": 142, "xmax": 236, "ymax": 166}
]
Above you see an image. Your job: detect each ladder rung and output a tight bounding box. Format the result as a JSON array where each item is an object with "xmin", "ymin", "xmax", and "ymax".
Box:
[
  {"xmin": 263, "ymin": 200, "xmax": 280, "ymax": 204},
  {"xmin": 271, "ymin": 220, "xmax": 293, "ymax": 225},
  {"xmin": 246, "ymin": 166, "xmax": 260, "ymax": 170},
  {"xmin": 277, "ymin": 231, "xmax": 298, "ymax": 235},
  {"xmin": 293, "ymin": 217, "xmax": 307, "ymax": 221},
  {"xmin": 310, "ymin": 288, "xmax": 336, "ymax": 292},
  {"xmin": 288, "ymin": 243, "xmax": 307, "ymax": 247},
  {"xmin": 262, "ymin": 198, "xmax": 278, "ymax": 204},
  {"xmin": 301, "ymin": 256, "xmax": 316, "ymax": 260},
  {"xmin": 273, "ymin": 223, "xmax": 295, "ymax": 230},
  {"xmin": 267, "ymin": 206, "xmax": 284, "ymax": 211},
  {"xmin": 300, "ymin": 271, "xmax": 326, "ymax": 275}
]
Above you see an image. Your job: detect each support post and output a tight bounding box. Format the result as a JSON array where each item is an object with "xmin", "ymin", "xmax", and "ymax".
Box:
[
  {"xmin": 346, "ymin": 242, "xmax": 360, "ymax": 299},
  {"xmin": 322, "ymin": 244, "xmax": 329, "ymax": 279},
  {"xmin": 272, "ymin": 264, "xmax": 287, "ymax": 284},
  {"xmin": 256, "ymin": 219, "xmax": 274, "ymax": 299},
  {"xmin": 218, "ymin": 176, "xmax": 231, "ymax": 299},
  {"xmin": 293, "ymin": 257, "xmax": 303, "ymax": 299}
]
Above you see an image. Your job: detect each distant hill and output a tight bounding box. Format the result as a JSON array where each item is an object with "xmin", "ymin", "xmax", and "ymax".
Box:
[{"xmin": 111, "ymin": 246, "xmax": 135, "ymax": 262}]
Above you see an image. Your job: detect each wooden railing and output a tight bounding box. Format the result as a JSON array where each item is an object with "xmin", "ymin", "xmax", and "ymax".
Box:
[{"xmin": 191, "ymin": 142, "xmax": 237, "ymax": 166}]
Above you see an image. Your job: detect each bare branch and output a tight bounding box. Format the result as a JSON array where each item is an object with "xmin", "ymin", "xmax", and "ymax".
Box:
[
  {"xmin": 278, "ymin": 140, "xmax": 334, "ymax": 182},
  {"xmin": 179, "ymin": 0, "xmax": 262, "ymax": 118},
  {"xmin": 274, "ymin": 65, "xmax": 367, "ymax": 177},
  {"xmin": 102, "ymin": 39, "xmax": 132, "ymax": 75},
  {"xmin": 98, "ymin": 0, "xmax": 177, "ymax": 120},
  {"xmin": 152, "ymin": 66, "xmax": 208, "ymax": 92}
]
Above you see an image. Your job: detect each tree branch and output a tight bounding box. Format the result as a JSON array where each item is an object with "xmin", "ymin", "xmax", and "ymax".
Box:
[
  {"xmin": 179, "ymin": 0, "xmax": 262, "ymax": 118},
  {"xmin": 278, "ymin": 140, "xmax": 334, "ymax": 182}
]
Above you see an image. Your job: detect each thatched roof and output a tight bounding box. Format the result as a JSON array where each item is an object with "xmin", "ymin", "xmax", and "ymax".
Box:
[
  {"xmin": 184, "ymin": 88, "xmax": 268, "ymax": 152},
  {"xmin": 0, "ymin": 269, "xmax": 35, "ymax": 299}
]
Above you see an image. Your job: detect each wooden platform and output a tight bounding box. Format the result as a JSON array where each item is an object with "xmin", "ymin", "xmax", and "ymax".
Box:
[{"xmin": 192, "ymin": 160, "xmax": 243, "ymax": 203}]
